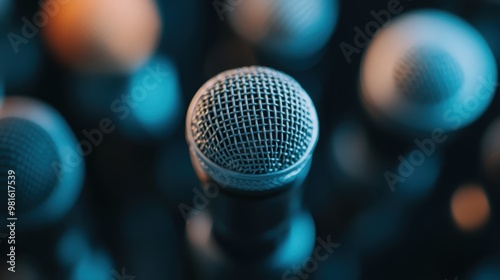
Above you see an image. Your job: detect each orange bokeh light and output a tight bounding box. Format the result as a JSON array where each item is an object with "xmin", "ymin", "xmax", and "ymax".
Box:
[
  {"xmin": 451, "ymin": 184, "xmax": 491, "ymax": 232},
  {"xmin": 42, "ymin": 0, "xmax": 161, "ymax": 73}
]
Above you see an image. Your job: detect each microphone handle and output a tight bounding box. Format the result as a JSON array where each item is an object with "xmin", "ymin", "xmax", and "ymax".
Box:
[
  {"xmin": 186, "ymin": 176, "xmax": 316, "ymax": 280},
  {"xmin": 186, "ymin": 208, "xmax": 315, "ymax": 280}
]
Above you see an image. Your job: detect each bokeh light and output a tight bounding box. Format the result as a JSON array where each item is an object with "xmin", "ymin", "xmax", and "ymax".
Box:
[
  {"xmin": 451, "ymin": 183, "xmax": 491, "ymax": 232},
  {"xmin": 42, "ymin": 0, "xmax": 161, "ymax": 73}
]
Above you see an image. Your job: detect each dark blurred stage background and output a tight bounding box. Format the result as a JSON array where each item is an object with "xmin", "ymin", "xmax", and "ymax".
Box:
[{"xmin": 0, "ymin": 0, "xmax": 499, "ymax": 279}]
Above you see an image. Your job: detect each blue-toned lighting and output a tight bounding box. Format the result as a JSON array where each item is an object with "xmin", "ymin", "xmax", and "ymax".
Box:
[
  {"xmin": 71, "ymin": 250, "xmax": 114, "ymax": 280},
  {"xmin": 119, "ymin": 55, "xmax": 182, "ymax": 139},
  {"xmin": 128, "ymin": 56, "xmax": 181, "ymax": 136}
]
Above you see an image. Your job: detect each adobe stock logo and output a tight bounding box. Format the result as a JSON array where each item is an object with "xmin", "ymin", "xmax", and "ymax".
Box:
[{"xmin": 282, "ymin": 236, "xmax": 341, "ymax": 280}]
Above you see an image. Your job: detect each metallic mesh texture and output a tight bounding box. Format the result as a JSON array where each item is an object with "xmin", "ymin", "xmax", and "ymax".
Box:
[
  {"xmin": 0, "ymin": 118, "xmax": 60, "ymax": 215},
  {"xmin": 394, "ymin": 46, "xmax": 464, "ymax": 104},
  {"xmin": 189, "ymin": 66, "xmax": 317, "ymax": 176}
]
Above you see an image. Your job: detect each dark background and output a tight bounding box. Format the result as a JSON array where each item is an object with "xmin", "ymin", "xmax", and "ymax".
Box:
[{"xmin": 1, "ymin": 0, "xmax": 499, "ymax": 279}]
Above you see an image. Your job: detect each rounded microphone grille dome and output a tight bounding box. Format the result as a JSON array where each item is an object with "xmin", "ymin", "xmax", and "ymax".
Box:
[
  {"xmin": 187, "ymin": 66, "xmax": 319, "ymax": 191},
  {"xmin": 0, "ymin": 118, "xmax": 60, "ymax": 215},
  {"xmin": 227, "ymin": 0, "xmax": 338, "ymax": 60},
  {"xmin": 360, "ymin": 9, "xmax": 498, "ymax": 133},
  {"xmin": 394, "ymin": 46, "xmax": 464, "ymax": 104}
]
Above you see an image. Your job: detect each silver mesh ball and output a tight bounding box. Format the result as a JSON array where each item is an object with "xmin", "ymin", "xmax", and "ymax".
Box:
[
  {"xmin": 394, "ymin": 46, "xmax": 464, "ymax": 104},
  {"xmin": 187, "ymin": 66, "xmax": 318, "ymax": 191}
]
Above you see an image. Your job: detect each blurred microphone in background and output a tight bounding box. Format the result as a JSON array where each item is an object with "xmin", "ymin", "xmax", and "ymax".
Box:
[
  {"xmin": 360, "ymin": 9, "xmax": 497, "ymax": 134},
  {"xmin": 325, "ymin": 10, "xmax": 498, "ymax": 265},
  {"xmin": 185, "ymin": 66, "xmax": 319, "ymax": 280},
  {"xmin": 0, "ymin": 97, "xmax": 83, "ymax": 227},
  {"xmin": 42, "ymin": 0, "xmax": 161, "ymax": 73},
  {"xmin": 0, "ymin": 97, "xmax": 113, "ymax": 279},
  {"xmin": 228, "ymin": 0, "xmax": 339, "ymax": 69},
  {"xmin": 330, "ymin": 9, "xmax": 497, "ymax": 201}
]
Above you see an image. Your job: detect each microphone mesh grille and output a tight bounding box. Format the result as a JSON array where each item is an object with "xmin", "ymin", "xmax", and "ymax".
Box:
[
  {"xmin": 394, "ymin": 46, "xmax": 464, "ymax": 104},
  {"xmin": 0, "ymin": 118, "xmax": 60, "ymax": 215},
  {"xmin": 189, "ymin": 66, "xmax": 316, "ymax": 175}
]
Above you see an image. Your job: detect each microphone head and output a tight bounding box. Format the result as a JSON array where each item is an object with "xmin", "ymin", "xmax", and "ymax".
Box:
[
  {"xmin": 228, "ymin": 0, "xmax": 338, "ymax": 59},
  {"xmin": 360, "ymin": 9, "xmax": 498, "ymax": 133},
  {"xmin": 0, "ymin": 97, "xmax": 84, "ymax": 229},
  {"xmin": 0, "ymin": 118, "xmax": 60, "ymax": 215},
  {"xmin": 186, "ymin": 66, "xmax": 319, "ymax": 192},
  {"xmin": 393, "ymin": 46, "xmax": 464, "ymax": 105}
]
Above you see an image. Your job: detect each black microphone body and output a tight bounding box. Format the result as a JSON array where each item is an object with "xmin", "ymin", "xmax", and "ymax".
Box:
[{"xmin": 187, "ymin": 183, "xmax": 315, "ymax": 280}]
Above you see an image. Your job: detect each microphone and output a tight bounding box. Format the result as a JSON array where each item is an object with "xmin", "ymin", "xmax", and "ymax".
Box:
[
  {"xmin": 328, "ymin": 9, "xmax": 497, "ymax": 202},
  {"xmin": 360, "ymin": 9, "xmax": 497, "ymax": 134},
  {"xmin": 185, "ymin": 66, "xmax": 319, "ymax": 279},
  {"xmin": 0, "ymin": 97, "xmax": 115, "ymax": 279},
  {"xmin": 228, "ymin": 0, "xmax": 338, "ymax": 67},
  {"xmin": 0, "ymin": 97, "xmax": 84, "ymax": 229}
]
